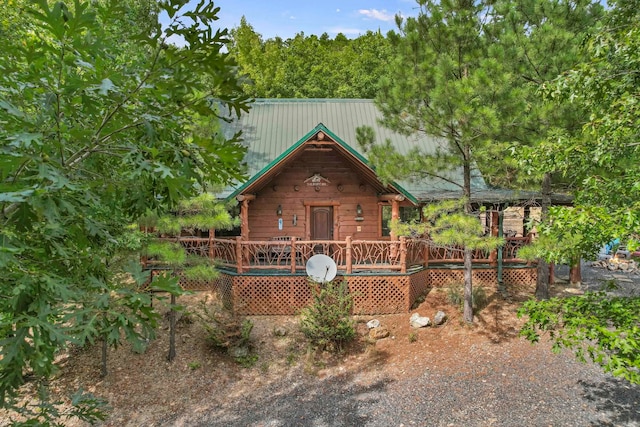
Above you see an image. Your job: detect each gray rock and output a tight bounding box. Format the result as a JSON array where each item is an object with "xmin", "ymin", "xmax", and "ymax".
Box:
[
  {"xmin": 410, "ymin": 312, "xmax": 430, "ymax": 328},
  {"xmin": 433, "ymin": 311, "xmax": 447, "ymax": 326},
  {"xmin": 366, "ymin": 319, "xmax": 380, "ymax": 329},
  {"xmin": 230, "ymin": 345, "xmax": 249, "ymax": 358}
]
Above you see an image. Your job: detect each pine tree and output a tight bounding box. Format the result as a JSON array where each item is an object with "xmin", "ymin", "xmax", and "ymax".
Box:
[{"xmin": 358, "ymin": 0, "xmax": 513, "ymax": 323}]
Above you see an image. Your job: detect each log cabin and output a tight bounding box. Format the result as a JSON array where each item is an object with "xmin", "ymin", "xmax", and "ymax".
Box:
[{"xmin": 174, "ymin": 99, "xmax": 568, "ymax": 315}]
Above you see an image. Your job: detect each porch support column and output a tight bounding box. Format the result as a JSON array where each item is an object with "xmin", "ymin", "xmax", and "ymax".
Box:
[
  {"xmin": 235, "ymin": 236, "xmax": 244, "ymax": 273},
  {"xmin": 489, "ymin": 209, "xmax": 499, "ymax": 266},
  {"xmin": 379, "ymin": 194, "xmax": 405, "ymax": 260},
  {"xmin": 390, "ymin": 199, "xmax": 400, "ymax": 241},
  {"xmin": 497, "ymin": 210, "xmax": 505, "ymax": 294},
  {"xmin": 400, "ymin": 237, "xmax": 407, "ymax": 273},
  {"xmin": 209, "ymin": 228, "xmax": 215, "ymax": 260},
  {"xmin": 345, "ymin": 236, "xmax": 352, "ymax": 274},
  {"xmin": 236, "ymin": 194, "xmax": 255, "ymax": 241},
  {"xmin": 390, "ymin": 199, "xmax": 400, "ymax": 259}
]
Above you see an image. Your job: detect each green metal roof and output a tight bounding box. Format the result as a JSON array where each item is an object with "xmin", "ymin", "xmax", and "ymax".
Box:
[{"xmin": 219, "ymin": 99, "xmax": 496, "ymax": 202}]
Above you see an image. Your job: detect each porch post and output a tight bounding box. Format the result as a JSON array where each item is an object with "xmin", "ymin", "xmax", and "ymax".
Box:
[
  {"xmin": 290, "ymin": 237, "xmax": 297, "ymax": 274},
  {"xmin": 489, "ymin": 209, "xmax": 499, "ymax": 266},
  {"xmin": 390, "ymin": 199, "xmax": 400, "ymax": 259},
  {"xmin": 422, "ymin": 240, "xmax": 429, "ymax": 267},
  {"xmin": 208, "ymin": 228, "xmax": 215, "ymax": 260},
  {"xmin": 345, "ymin": 236, "xmax": 352, "ymax": 274},
  {"xmin": 237, "ymin": 194, "xmax": 255, "ymax": 269},
  {"xmin": 523, "ymin": 206, "xmax": 531, "ymax": 236},
  {"xmin": 235, "ymin": 236, "xmax": 244, "ymax": 273},
  {"xmin": 400, "ymin": 236, "xmax": 407, "ymax": 273},
  {"xmin": 240, "ymin": 199, "xmax": 250, "ymax": 241},
  {"xmin": 497, "ymin": 210, "xmax": 505, "ymax": 294}
]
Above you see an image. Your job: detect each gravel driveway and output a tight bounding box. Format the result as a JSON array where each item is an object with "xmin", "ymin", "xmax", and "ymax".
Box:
[
  {"xmin": 171, "ymin": 341, "xmax": 639, "ymax": 427},
  {"xmin": 167, "ymin": 262, "xmax": 640, "ymax": 427}
]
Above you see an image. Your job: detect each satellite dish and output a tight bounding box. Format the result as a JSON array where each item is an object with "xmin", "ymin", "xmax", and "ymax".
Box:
[{"xmin": 306, "ymin": 254, "xmax": 337, "ymax": 283}]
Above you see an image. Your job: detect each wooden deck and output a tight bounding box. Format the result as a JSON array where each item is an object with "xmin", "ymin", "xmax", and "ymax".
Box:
[
  {"xmin": 146, "ymin": 236, "xmax": 534, "ymax": 315},
  {"xmin": 169, "ymin": 235, "xmax": 531, "ymax": 274}
]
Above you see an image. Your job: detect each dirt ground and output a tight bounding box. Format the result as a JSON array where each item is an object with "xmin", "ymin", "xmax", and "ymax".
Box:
[{"xmin": 1, "ymin": 267, "xmax": 634, "ymax": 426}]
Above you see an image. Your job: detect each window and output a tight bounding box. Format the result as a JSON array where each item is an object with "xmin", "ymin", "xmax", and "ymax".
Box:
[{"xmin": 380, "ymin": 205, "xmax": 421, "ymax": 236}]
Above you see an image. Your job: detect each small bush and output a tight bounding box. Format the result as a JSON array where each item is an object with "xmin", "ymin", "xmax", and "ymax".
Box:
[
  {"xmin": 194, "ymin": 296, "xmax": 254, "ymax": 357},
  {"xmin": 299, "ymin": 279, "xmax": 355, "ymax": 352},
  {"xmin": 447, "ymin": 282, "xmax": 488, "ymax": 311}
]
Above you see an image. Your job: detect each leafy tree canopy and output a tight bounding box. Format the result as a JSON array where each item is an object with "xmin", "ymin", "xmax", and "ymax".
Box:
[
  {"xmin": 228, "ymin": 17, "xmax": 392, "ymax": 98},
  {"xmin": 0, "ymin": 0, "xmax": 248, "ymax": 421}
]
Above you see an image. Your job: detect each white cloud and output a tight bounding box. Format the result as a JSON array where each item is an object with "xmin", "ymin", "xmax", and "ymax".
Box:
[
  {"xmin": 336, "ymin": 8, "xmax": 340, "ymax": 13},
  {"xmin": 289, "ymin": 15, "xmax": 296, "ymax": 20},
  {"xmin": 327, "ymin": 26, "xmax": 363, "ymax": 36},
  {"xmin": 358, "ymin": 9, "xmax": 395, "ymax": 22}
]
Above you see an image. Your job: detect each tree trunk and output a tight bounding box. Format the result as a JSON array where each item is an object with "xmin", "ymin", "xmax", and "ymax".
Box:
[
  {"xmin": 463, "ymin": 247, "xmax": 474, "ymax": 323},
  {"xmin": 569, "ymin": 258, "xmax": 582, "ymax": 284},
  {"xmin": 167, "ymin": 293, "xmax": 176, "ymax": 362},
  {"xmin": 100, "ymin": 338, "xmax": 108, "ymax": 378},
  {"xmin": 535, "ymin": 172, "xmax": 551, "ymax": 300},
  {"xmin": 462, "ymin": 152, "xmax": 473, "ymax": 323}
]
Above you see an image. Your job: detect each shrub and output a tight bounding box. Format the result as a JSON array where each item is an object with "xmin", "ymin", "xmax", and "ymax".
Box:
[
  {"xmin": 194, "ymin": 296, "xmax": 254, "ymax": 361},
  {"xmin": 447, "ymin": 282, "xmax": 488, "ymax": 312},
  {"xmin": 299, "ymin": 279, "xmax": 355, "ymax": 351}
]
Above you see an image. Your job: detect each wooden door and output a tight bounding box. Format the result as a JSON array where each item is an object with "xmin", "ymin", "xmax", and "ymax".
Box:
[{"xmin": 311, "ymin": 207, "xmax": 333, "ymax": 240}]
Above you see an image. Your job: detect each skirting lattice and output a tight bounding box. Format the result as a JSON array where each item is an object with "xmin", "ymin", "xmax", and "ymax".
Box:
[
  {"xmin": 503, "ymin": 268, "xmax": 537, "ymax": 285},
  {"xmin": 348, "ymin": 275, "xmax": 409, "ymax": 315},
  {"xmin": 409, "ymin": 269, "xmax": 430, "ymax": 307},
  {"xmin": 233, "ymin": 276, "xmax": 311, "ymax": 315},
  {"xmin": 228, "ymin": 274, "xmax": 414, "ymax": 315},
  {"xmin": 429, "ymin": 269, "xmax": 497, "ymax": 288},
  {"xmin": 148, "ymin": 265, "xmax": 537, "ymax": 315}
]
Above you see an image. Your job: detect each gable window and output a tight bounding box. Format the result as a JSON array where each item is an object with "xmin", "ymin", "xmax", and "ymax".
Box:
[{"xmin": 380, "ymin": 205, "xmax": 422, "ymax": 237}]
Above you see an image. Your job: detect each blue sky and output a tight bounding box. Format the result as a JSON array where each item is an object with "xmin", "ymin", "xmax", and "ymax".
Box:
[{"xmin": 199, "ymin": 1, "xmax": 419, "ymax": 39}]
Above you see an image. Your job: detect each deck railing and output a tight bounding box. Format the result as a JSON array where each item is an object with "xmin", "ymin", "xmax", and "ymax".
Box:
[{"xmin": 171, "ymin": 235, "xmax": 531, "ymax": 274}]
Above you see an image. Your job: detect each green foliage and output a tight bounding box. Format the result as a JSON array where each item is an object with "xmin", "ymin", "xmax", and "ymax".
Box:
[
  {"xmin": 153, "ymin": 194, "xmax": 238, "ymax": 236},
  {"xmin": 299, "ymin": 279, "xmax": 356, "ymax": 351},
  {"xmin": 235, "ymin": 353, "xmax": 259, "ymax": 368},
  {"xmin": 194, "ymin": 296, "xmax": 254, "ymax": 358},
  {"xmin": 228, "ymin": 17, "xmax": 392, "ymax": 98},
  {"xmin": 0, "ymin": 0, "xmax": 248, "ymax": 420},
  {"xmin": 518, "ymin": 205, "xmax": 615, "ymax": 264},
  {"xmin": 146, "ymin": 241, "xmax": 186, "ymax": 266},
  {"xmin": 522, "ymin": 1, "xmax": 640, "ymax": 259},
  {"xmin": 395, "ymin": 199, "xmax": 504, "ymax": 252},
  {"xmin": 6, "ymin": 385, "xmax": 107, "ymax": 427},
  {"xmin": 447, "ymin": 283, "xmax": 488, "ymax": 312},
  {"xmin": 182, "ymin": 264, "xmax": 219, "ymax": 282},
  {"xmin": 519, "ymin": 292, "xmax": 640, "ymax": 384}
]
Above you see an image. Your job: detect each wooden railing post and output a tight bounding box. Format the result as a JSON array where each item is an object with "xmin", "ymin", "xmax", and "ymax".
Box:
[
  {"xmin": 489, "ymin": 210, "xmax": 499, "ymax": 267},
  {"xmin": 235, "ymin": 236, "xmax": 243, "ymax": 273},
  {"xmin": 290, "ymin": 237, "xmax": 297, "ymax": 274},
  {"xmin": 209, "ymin": 228, "xmax": 214, "ymax": 260},
  {"xmin": 345, "ymin": 236, "xmax": 352, "ymax": 274},
  {"xmin": 400, "ymin": 237, "xmax": 407, "ymax": 273},
  {"xmin": 422, "ymin": 239, "xmax": 430, "ymax": 267}
]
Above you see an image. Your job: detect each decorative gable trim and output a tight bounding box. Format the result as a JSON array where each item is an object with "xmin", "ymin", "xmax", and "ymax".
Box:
[{"xmin": 226, "ymin": 123, "xmax": 417, "ymax": 205}]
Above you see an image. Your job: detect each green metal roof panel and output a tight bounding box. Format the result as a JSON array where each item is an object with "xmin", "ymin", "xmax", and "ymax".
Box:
[{"xmin": 218, "ymin": 99, "xmax": 489, "ymax": 201}]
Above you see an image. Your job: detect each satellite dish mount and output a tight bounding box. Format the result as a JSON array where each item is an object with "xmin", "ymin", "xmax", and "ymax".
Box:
[{"xmin": 305, "ymin": 254, "xmax": 337, "ymax": 283}]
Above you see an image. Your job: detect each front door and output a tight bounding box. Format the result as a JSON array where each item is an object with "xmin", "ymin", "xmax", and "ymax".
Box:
[{"xmin": 311, "ymin": 207, "xmax": 333, "ymax": 240}]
